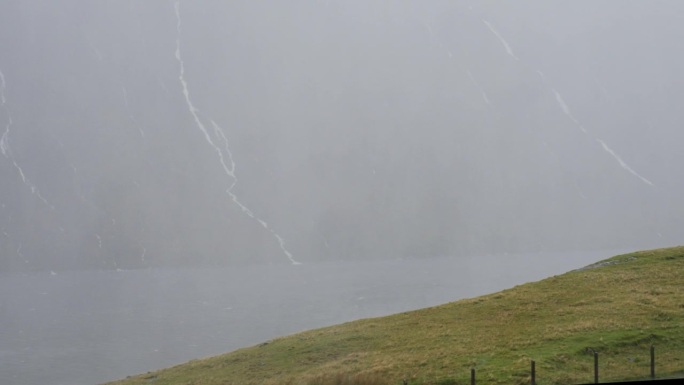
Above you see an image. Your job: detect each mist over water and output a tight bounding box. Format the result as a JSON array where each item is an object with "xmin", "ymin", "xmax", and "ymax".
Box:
[
  {"xmin": 0, "ymin": 0, "xmax": 682, "ymax": 384},
  {"xmin": 2, "ymin": 250, "xmax": 621, "ymax": 385}
]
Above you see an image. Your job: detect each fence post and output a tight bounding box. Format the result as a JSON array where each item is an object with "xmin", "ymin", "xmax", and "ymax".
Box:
[
  {"xmin": 650, "ymin": 345, "xmax": 655, "ymax": 379},
  {"xmin": 531, "ymin": 360, "xmax": 536, "ymax": 385},
  {"xmin": 471, "ymin": 368, "xmax": 475, "ymax": 385},
  {"xmin": 594, "ymin": 351, "xmax": 599, "ymax": 384}
]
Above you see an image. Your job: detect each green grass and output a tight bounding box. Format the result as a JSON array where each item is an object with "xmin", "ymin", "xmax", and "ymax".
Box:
[{"xmin": 105, "ymin": 246, "xmax": 684, "ymax": 385}]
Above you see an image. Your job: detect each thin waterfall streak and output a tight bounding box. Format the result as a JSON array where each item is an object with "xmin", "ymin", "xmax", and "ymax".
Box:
[
  {"xmin": 553, "ymin": 89, "xmax": 572, "ymax": 116},
  {"xmin": 206, "ymin": 122, "xmax": 237, "ymax": 187},
  {"xmin": 210, "ymin": 120, "xmax": 237, "ymax": 191},
  {"xmin": 1, "ymin": 69, "xmax": 9, "ymax": 157},
  {"xmin": 274, "ymin": 233, "xmax": 301, "ymax": 265},
  {"xmin": 0, "ymin": 67, "xmax": 54, "ymax": 208},
  {"xmin": 13, "ymin": 159, "xmax": 26, "ymax": 182},
  {"xmin": 420, "ymin": 22, "xmax": 493, "ymax": 106},
  {"xmin": 558, "ymin": 100, "xmax": 650, "ymax": 187},
  {"xmin": 173, "ymin": 1, "xmax": 300, "ymax": 265},
  {"xmin": 1, "ymin": 118, "xmax": 10, "ymax": 157},
  {"xmin": 211, "ymin": 120, "xmax": 236, "ymax": 176},
  {"xmin": 552, "ymin": 89, "xmax": 583, "ymax": 128},
  {"xmin": 33, "ymin": 188, "xmax": 51, "ymax": 207},
  {"xmin": 463, "ymin": 5, "xmax": 653, "ymax": 189},
  {"xmin": 0, "ymin": 68, "xmax": 6, "ymax": 105},
  {"xmin": 174, "ymin": 3, "xmax": 215, "ymax": 148},
  {"xmin": 482, "ymin": 19, "xmax": 519, "ymax": 60},
  {"xmin": 595, "ymin": 138, "xmax": 654, "ymax": 186},
  {"xmin": 550, "ymin": 85, "xmax": 653, "ymax": 187},
  {"xmin": 461, "ymin": 5, "xmax": 654, "ymax": 189},
  {"xmin": 229, "ymin": 194, "xmax": 254, "ymax": 217}
]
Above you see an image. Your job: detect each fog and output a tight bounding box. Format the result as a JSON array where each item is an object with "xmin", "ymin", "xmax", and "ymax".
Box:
[
  {"xmin": 0, "ymin": 250, "xmax": 625, "ymax": 384},
  {"xmin": 1, "ymin": 1, "xmax": 682, "ymax": 269},
  {"xmin": 0, "ymin": 0, "xmax": 682, "ymax": 383}
]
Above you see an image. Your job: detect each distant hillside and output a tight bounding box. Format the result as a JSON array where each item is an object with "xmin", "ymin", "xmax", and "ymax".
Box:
[
  {"xmin": 106, "ymin": 246, "xmax": 684, "ymax": 385},
  {"xmin": 2, "ymin": 1, "xmax": 684, "ymax": 271}
]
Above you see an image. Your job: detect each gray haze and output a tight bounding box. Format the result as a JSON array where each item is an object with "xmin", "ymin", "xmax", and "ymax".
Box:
[
  {"xmin": 0, "ymin": 1, "xmax": 682, "ymax": 268},
  {"xmin": 1, "ymin": 2, "xmax": 683, "ymax": 384},
  {"xmin": 0, "ymin": 250, "xmax": 621, "ymax": 385}
]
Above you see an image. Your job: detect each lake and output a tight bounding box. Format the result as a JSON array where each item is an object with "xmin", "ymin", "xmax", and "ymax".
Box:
[{"xmin": 0, "ymin": 250, "xmax": 619, "ymax": 385}]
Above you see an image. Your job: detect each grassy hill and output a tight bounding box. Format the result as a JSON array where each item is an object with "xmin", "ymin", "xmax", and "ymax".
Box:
[{"xmin": 106, "ymin": 247, "xmax": 684, "ymax": 385}]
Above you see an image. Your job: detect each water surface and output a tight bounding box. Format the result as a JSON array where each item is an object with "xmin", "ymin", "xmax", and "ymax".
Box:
[{"xmin": 0, "ymin": 250, "xmax": 618, "ymax": 385}]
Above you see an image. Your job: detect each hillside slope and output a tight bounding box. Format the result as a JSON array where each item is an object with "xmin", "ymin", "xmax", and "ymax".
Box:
[{"xmin": 106, "ymin": 247, "xmax": 684, "ymax": 385}]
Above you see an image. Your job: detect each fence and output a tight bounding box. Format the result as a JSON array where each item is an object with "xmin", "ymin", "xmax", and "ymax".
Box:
[
  {"xmin": 489, "ymin": 346, "xmax": 653, "ymax": 385},
  {"xmin": 407, "ymin": 345, "xmax": 667, "ymax": 385}
]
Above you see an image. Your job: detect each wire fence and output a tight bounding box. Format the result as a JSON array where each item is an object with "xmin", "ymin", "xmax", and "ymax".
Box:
[
  {"xmin": 468, "ymin": 345, "xmax": 658, "ymax": 385},
  {"xmin": 404, "ymin": 345, "xmax": 677, "ymax": 385}
]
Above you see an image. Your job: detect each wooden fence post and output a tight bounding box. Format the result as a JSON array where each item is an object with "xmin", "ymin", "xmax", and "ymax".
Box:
[
  {"xmin": 531, "ymin": 360, "xmax": 536, "ymax": 385},
  {"xmin": 650, "ymin": 345, "xmax": 655, "ymax": 379},
  {"xmin": 471, "ymin": 368, "xmax": 475, "ymax": 385},
  {"xmin": 594, "ymin": 351, "xmax": 599, "ymax": 384}
]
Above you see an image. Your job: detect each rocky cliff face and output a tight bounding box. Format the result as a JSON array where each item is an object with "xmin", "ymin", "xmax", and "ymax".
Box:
[{"xmin": 1, "ymin": 1, "xmax": 682, "ymax": 271}]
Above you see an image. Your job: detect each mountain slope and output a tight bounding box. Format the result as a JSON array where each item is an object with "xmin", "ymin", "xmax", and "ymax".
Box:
[
  {"xmin": 2, "ymin": 1, "xmax": 684, "ymax": 271},
  {"xmin": 106, "ymin": 246, "xmax": 684, "ymax": 385}
]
